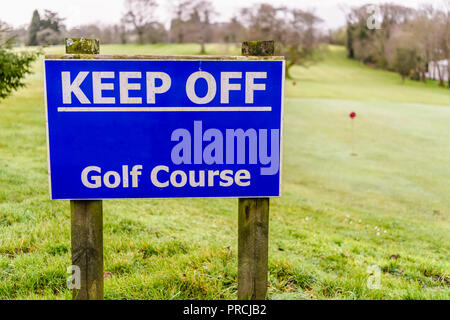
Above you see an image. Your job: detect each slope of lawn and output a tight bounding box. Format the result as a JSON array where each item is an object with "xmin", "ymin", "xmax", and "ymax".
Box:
[
  {"xmin": 286, "ymin": 46, "xmax": 450, "ymax": 106},
  {"xmin": 0, "ymin": 44, "xmax": 448, "ymax": 300}
]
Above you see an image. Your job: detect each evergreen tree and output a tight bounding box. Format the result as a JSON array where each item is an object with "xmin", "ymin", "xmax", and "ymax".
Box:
[
  {"xmin": 27, "ymin": 10, "xmax": 41, "ymax": 46},
  {"xmin": 40, "ymin": 10, "xmax": 64, "ymax": 33},
  {"xmin": 1, "ymin": 24, "xmax": 41, "ymax": 100}
]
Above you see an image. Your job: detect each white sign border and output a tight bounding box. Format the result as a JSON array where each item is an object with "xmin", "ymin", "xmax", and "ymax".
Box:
[{"xmin": 43, "ymin": 57, "xmax": 286, "ymax": 200}]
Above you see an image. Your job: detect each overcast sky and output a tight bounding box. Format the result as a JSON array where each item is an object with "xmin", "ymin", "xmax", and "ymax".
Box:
[{"xmin": 0, "ymin": 0, "xmax": 441, "ymax": 30}]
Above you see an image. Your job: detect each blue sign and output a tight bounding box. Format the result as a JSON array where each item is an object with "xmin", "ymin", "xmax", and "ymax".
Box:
[{"xmin": 44, "ymin": 57, "xmax": 285, "ymax": 199}]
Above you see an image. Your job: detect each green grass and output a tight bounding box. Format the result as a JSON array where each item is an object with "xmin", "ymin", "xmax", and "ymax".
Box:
[
  {"xmin": 286, "ymin": 46, "xmax": 450, "ymax": 106},
  {"xmin": 0, "ymin": 44, "xmax": 449, "ymax": 300}
]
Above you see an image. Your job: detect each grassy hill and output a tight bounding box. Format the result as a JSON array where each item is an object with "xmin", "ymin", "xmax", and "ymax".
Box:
[{"xmin": 0, "ymin": 44, "xmax": 448, "ymax": 299}]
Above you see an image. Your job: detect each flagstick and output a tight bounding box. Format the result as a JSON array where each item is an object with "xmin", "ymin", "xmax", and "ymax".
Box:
[
  {"xmin": 351, "ymin": 117, "xmax": 358, "ymax": 156},
  {"xmin": 349, "ymin": 112, "xmax": 357, "ymax": 156}
]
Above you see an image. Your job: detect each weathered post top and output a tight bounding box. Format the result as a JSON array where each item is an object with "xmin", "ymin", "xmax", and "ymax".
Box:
[
  {"xmin": 65, "ymin": 38, "xmax": 100, "ymax": 55},
  {"xmin": 242, "ymin": 41, "xmax": 275, "ymax": 56}
]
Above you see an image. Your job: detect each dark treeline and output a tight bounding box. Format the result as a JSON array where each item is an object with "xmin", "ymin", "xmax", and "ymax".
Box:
[
  {"xmin": 7, "ymin": 0, "xmax": 324, "ymax": 48},
  {"xmin": 2, "ymin": 1, "xmax": 449, "ymax": 85},
  {"xmin": 4, "ymin": 0, "xmax": 325, "ymax": 78},
  {"xmin": 344, "ymin": 2, "xmax": 450, "ymax": 86}
]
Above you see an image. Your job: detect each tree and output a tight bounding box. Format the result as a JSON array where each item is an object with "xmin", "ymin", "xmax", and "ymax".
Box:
[
  {"xmin": 330, "ymin": 27, "xmax": 346, "ymax": 46},
  {"xmin": 344, "ymin": 4, "xmax": 414, "ymax": 67},
  {"xmin": 40, "ymin": 10, "xmax": 65, "ymax": 33},
  {"xmin": 119, "ymin": 25, "xmax": 128, "ymax": 44},
  {"xmin": 222, "ymin": 16, "xmax": 245, "ymax": 43},
  {"xmin": 142, "ymin": 22, "xmax": 168, "ymax": 43},
  {"xmin": 27, "ymin": 10, "xmax": 40, "ymax": 46},
  {"xmin": 240, "ymin": 4, "xmax": 322, "ymax": 78},
  {"xmin": 37, "ymin": 28, "xmax": 61, "ymax": 46},
  {"xmin": 68, "ymin": 24, "xmax": 131, "ymax": 44},
  {"xmin": 442, "ymin": 0, "xmax": 450, "ymax": 87},
  {"xmin": 168, "ymin": 0, "xmax": 215, "ymax": 52},
  {"xmin": 0, "ymin": 23, "xmax": 40, "ymax": 101},
  {"xmin": 281, "ymin": 8, "xmax": 323, "ymax": 79},
  {"xmin": 191, "ymin": 1, "xmax": 215, "ymax": 53},
  {"xmin": 122, "ymin": 0, "xmax": 158, "ymax": 44},
  {"xmin": 394, "ymin": 47, "xmax": 417, "ymax": 82},
  {"xmin": 169, "ymin": 0, "xmax": 192, "ymax": 44},
  {"xmin": 26, "ymin": 9, "xmax": 65, "ymax": 46},
  {"xmin": 418, "ymin": 5, "xmax": 447, "ymax": 87},
  {"xmin": 240, "ymin": 4, "xmax": 283, "ymax": 41},
  {"xmin": 402, "ymin": 8, "xmax": 433, "ymax": 82}
]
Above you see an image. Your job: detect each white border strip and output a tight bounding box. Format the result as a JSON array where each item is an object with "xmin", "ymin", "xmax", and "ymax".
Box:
[
  {"xmin": 57, "ymin": 106, "xmax": 272, "ymax": 112},
  {"xmin": 43, "ymin": 60, "xmax": 53, "ymax": 199},
  {"xmin": 279, "ymin": 60, "xmax": 286, "ymax": 197}
]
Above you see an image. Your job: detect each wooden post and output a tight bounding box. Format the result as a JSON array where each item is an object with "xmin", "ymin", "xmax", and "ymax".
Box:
[
  {"xmin": 66, "ymin": 38, "xmax": 103, "ymax": 300},
  {"xmin": 238, "ymin": 40, "xmax": 274, "ymax": 300},
  {"xmin": 70, "ymin": 200, "xmax": 103, "ymax": 300}
]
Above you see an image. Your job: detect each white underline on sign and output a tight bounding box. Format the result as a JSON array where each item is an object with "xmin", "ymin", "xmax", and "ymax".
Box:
[{"xmin": 57, "ymin": 106, "xmax": 272, "ymax": 112}]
